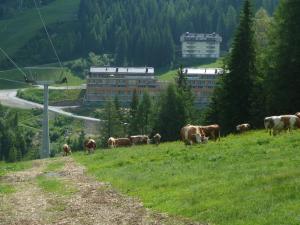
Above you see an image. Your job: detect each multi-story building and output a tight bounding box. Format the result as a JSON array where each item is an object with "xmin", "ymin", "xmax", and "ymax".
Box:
[
  {"xmin": 183, "ymin": 68, "xmax": 223, "ymax": 108},
  {"xmin": 85, "ymin": 67, "xmax": 160, "ymax": 106},
  {"xmin": 180, "ymin": 32, "xmax": 222, "ymax": 58}
]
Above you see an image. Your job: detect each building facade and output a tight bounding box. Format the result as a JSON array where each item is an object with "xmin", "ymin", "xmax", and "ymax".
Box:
[
  {"xmin": 85, "ymin": 67, "xmax": 160, "ymax": 105},
  {"xmin": 183, "ymin": 68, "xmax": 223, "ymax": 108},
  {"xmin": 180, "ymin": 32, "xmax": 222, "ymax": 58}
]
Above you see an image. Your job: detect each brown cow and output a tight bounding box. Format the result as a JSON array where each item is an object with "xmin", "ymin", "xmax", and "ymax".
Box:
[
  {"xmin": 84, "ymin": 138, "xmax": 96, "ymax": 154},
  {"xmin": 129, "ymin": 135, "xmax": 149, "ymax": 145},
  {"xmin": 115, "ymin": 138, "xmax": 132, "ymax": 147},
  {"xmin": 295, "ymin": 112, "xmax": 300, "ymax": 118},
  {"xmin": 200, "ymin": 124, "xmax": 220, "ymax": 141},
  {"xmin": 152, "ymin": 133, "xmax": 161, "ymax": 146},
  {"xmin": 236, "ymin": 123, "xmax": 251, "ymax": 133},
  {"xmin": 63, "ymin": 144, "xmax": 71, "ymax": 156},
  {"xmin": 180, "ymin": 124, "xmax": 206, "ymax": 145}
]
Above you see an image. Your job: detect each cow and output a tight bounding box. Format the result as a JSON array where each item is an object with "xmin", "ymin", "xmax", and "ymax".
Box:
[
  {"xmin": 84, "ymin": 138, "xmax": 96, "ymax": 154},
  {"xmin": 236, "ymin": 123, "xmax": 251, "ymax": 133},
  {"xmin": 200, "ymin": 124, "xmax": 221, "ymax": 141},
  {"xmin": 152, "ymin": 133, "xmax": 161, "ymax": 146},
  {"xmin": 180, "ymin": 124, "xmax": 206, "ymax": 145},
  {"xmin": 295, "ymin": 112, "xmax": 300, "ymax": 118},
  {"xmin": 264, "ymin": 115, "xmax": 300, "ymax": 136},
  {"xmin": 115, "ymin": 138, "xmax": 132, "ymax": 147},
  {"xmin": 129, "ymin": 135, "xmax": 150, "ymax": 145},
  {"xmin": 63, "ymin": 144, "xmax": 71, "ymax": 156},
  {"xmin": 107, "ymin": 137, "xmax": 116, "ymax": 148}
]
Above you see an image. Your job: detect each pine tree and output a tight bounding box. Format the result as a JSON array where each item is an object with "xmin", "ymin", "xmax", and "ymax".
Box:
[
  {"xmin": 265, "ymin": 0, "xmax": 300, "ymax": 114},
  {"xmin": 156, "ymin": 84, "xmax": 186, "ymax": 141},
  {"xmin": 205, "ymin": 0, "xmax": 257, "ymax": 134},
  {"xmin": 136, "ymin": 92, "xmax": 152, "ymax": 134},
  {"xmin": 129, "ymin": 89, "xmax": 139, "ymax": 135}
]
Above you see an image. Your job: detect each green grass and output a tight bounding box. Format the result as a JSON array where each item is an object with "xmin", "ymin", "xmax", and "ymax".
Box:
[
  {"xmin": 36, "ymin": 175, "xmax": 77, "ymax": 196},
  {"xmin": 44, "ymin": 161, "xmax": 65, "ymax": 172},
  {"xmin": 158, "ymin": 58, "xmax": 224, "ymax": 81},
  {"xmin": 74, "ymin": 130, "xmax": 300, "ymax": 225},
  {"xmin": 0, "ymin": 0, "xmax": 80, "ymax": 61},
  {"xmin": 0, "ymin": 161, "xmax": 32, "ymax": 177},
  {"xmin": 0, "ymin": 184, "xmax": 16, "ymax": 195},
  {"xmin": 0, "ymin": 67, "xmax": 84, "ymax": 89},
  {"xmin": 17, "ymin": 87, "xmax": 85, "ymax": 104}
]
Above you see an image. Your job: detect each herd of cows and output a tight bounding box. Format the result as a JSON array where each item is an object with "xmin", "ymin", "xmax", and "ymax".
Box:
[{"xmin": 62, "ymin": 112, "xmax": 300, "ymax": 155}]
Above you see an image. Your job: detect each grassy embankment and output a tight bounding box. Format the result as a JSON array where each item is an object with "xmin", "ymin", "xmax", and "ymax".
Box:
[
  {"xmin": 74, "ymin": 130, "xmax": 300, "ymax": 225},
  {"xmin": 17, "ymin": 87, "xmax": 85, "ymax": 105},
  {"xmin": 0, "ymin": 67, "xmax": 84, "ymax": 90},
  {"xmin": 158, "ymin": 58, "xmax": 224, "ymax": 81},
  {"xmin": 0, "ymin": 160, "xmax": 32, "ymax": 194}
]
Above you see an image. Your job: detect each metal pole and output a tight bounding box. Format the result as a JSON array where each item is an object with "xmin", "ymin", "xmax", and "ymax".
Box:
[{"xmin": 41, "ymin": 83, "xmax": 50, "ymax": 158}]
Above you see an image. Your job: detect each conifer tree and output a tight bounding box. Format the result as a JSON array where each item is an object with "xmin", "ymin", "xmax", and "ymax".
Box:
[
  {"xmin": 129, "ymin": 90, "xmax": 139, "ymax": 135},
  {"xmin": 156, "ymin": 84, "xmax": 186, "ymax": 141},
  {"xmin": 265, "ymin": 0, "xmax": 300, "ymax": 114},
  {"xmin": 205, "ymin": 0, "xmax": 256, "ymax": 134},
  {"xmin": 136, "ymin": 92, "xmax": 152, "ymax": 134}
]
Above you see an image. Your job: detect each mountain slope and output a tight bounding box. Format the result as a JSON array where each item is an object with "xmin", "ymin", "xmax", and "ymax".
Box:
[{"xmin": 0, "ymin": 0, "xmax": 80, "ymax": 62}]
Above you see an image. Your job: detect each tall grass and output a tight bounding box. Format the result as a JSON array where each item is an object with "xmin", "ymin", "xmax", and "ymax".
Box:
[{"xmin": 74, "ymin": 130, "xmax": 300, "ymax": 225}]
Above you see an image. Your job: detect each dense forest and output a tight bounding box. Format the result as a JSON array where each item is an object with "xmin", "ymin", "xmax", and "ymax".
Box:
[{"xmin": 0, "ymin": 0, "xmax": 278, "ymax": 68}]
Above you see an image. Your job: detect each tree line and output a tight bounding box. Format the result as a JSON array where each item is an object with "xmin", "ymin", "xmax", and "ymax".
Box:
[
  {"xmin": 0, "ymin": 0, "xmax": 278, "ymax": 69},
  {"xmin": 98, "ymin": 0, "xmax": 300, "ymax": 140},
  {"xmin": 205, "ymin": 0, "xmax": 300, "ymax": 134},
  {"xmin": 0, "ymin": 104, "xmax": 35, "ymax": 162}
]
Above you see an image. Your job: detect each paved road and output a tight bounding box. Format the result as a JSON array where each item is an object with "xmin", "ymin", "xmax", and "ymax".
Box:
[{"xmin": 0, "ymin": 89, "xmax": 100, "ymax": 122}]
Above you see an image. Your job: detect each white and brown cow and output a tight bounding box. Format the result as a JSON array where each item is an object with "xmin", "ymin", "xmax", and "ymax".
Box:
[
  {"xmin": 180, "ymin": 124, "xmax": 206, "ymax": 145},
  {"xmin": 199, "ymin": 124, "xmax": 221, "ymax": 141},
  {"xmin": 63, "ymin": 144, "xmax": 71, "ymax": 156},
  {"xmin": 108, "ymin": 137, "xmax": 116, "ymax": 148},
  {"xmin": 115, "ymin": 138, "xmax": 132, "ymax": 147},
  {"xmin": 236, "ymin": 123, "xmax": 251, "ymax": 133},
  {"xmin": 129, "ymin": 135, "xmax": 150, "ymax": 145},
  {"xmin": 295, "ymin": 112, "xmax": 300, "ymax": 118},
  {"xmin": 264, "ymin": 115, "xmax": 300, "ymax": 136},
  {"xmin": 152, "ymin": 133, "xmax": 162, "ymax": 146}
]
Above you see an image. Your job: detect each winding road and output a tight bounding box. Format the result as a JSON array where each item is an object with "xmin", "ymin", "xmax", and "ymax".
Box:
[{"xmin": 0, "ymin": 87, "xmax": 101, "ymax": 122}]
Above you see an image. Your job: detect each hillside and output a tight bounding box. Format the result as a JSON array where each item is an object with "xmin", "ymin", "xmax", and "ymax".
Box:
[
  {"xmin": 73, "ymin": 130, "xmax": 300, "ymax": 225},
  {"xmin": 0, "ymin": 0, "xmax": 80, "ymax": 63}
]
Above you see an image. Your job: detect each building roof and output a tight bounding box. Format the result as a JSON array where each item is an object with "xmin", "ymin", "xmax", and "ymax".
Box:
[
  {"xmin": 180, "ymin": 32, "xmax": 222, "ymax": 42},
  {"xmin": 90, "ymin": 67, "xmax": 154, "ymax": 74},
  {"xmin": 183, "ymin": 68, "xmax": 223, "ymax": 75}
]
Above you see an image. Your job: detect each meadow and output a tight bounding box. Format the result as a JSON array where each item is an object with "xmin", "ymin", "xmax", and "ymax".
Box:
[
  {"xmin": 17, "ymin": 87, "xmax": 85, "ymax": 105},
  {"xmin": 74, "ymin": 130, "xmax": 300, "ymax": 225},
  {"xmin": 0, "ymin": 0, "xmax": 80, "ymax": 61}
]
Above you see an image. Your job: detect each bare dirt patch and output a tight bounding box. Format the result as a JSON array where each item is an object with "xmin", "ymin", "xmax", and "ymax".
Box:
[{"xmin": 0, "ymin": 158, "xmax": 203, "ymax": 225}]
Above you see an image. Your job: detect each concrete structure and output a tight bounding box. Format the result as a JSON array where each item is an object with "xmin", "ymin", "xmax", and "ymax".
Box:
[
  {"xmin": 85, "ymin": 67, "xmax": 160, "ymax": 105},
  {"xmin": 180, "ymin": 32, "xmax": 222, "ymax": 58},
  {"xmin": 183, "ymin": 68, "xmax": 223, "ymax": 108}
]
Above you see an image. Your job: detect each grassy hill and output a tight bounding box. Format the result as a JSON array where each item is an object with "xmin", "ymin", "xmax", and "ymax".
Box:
[
  {"xmin": 73, "ymin": 130, "xmax": 300, "ymax": 225},
  {"xmin": 0, "ymin": 0, "xmax": 80, "ymax": 62},
  {"xmin": 158, "ymin": 58, "xmax": 224, "ymax": 81},
  {"xmin": 0, "ymin": 67, "xmax": 84, "ymax": 89}
]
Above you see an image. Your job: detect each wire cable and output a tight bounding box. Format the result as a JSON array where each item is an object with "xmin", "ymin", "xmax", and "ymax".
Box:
[
  {"xmin": 0, "ymin": 47, "xmax": 28, "ymax": 78},
  {"xmin": 33, "ymin": 0, "xmax": 63, "ymax": 71}
]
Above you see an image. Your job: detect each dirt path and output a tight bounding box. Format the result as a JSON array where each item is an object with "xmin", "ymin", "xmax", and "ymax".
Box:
[{"xmin": 0, "ymin": 158, "xmax": 202, "ymax": 225}]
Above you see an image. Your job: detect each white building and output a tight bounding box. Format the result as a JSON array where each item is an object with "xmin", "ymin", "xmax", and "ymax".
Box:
[
  {"xmin": 180, "ymin": 32, "xmax": 222, "ymax": 58},
  {"xmin": 183, "ymin": 68, "xmax": 223, "ymax": 108}
]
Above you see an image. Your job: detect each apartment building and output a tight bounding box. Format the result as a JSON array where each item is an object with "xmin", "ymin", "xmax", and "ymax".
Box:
[
  {"xmin": 85, "ymin": 67, "xmax": 160, "ymax": 105},
  {"xmin": 183, "ymin": 68, "xmax": 223, "ymax": 108},
  {"xmin": 180, "ymin": 32, "xmax": 222, "ymax": 58}
]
